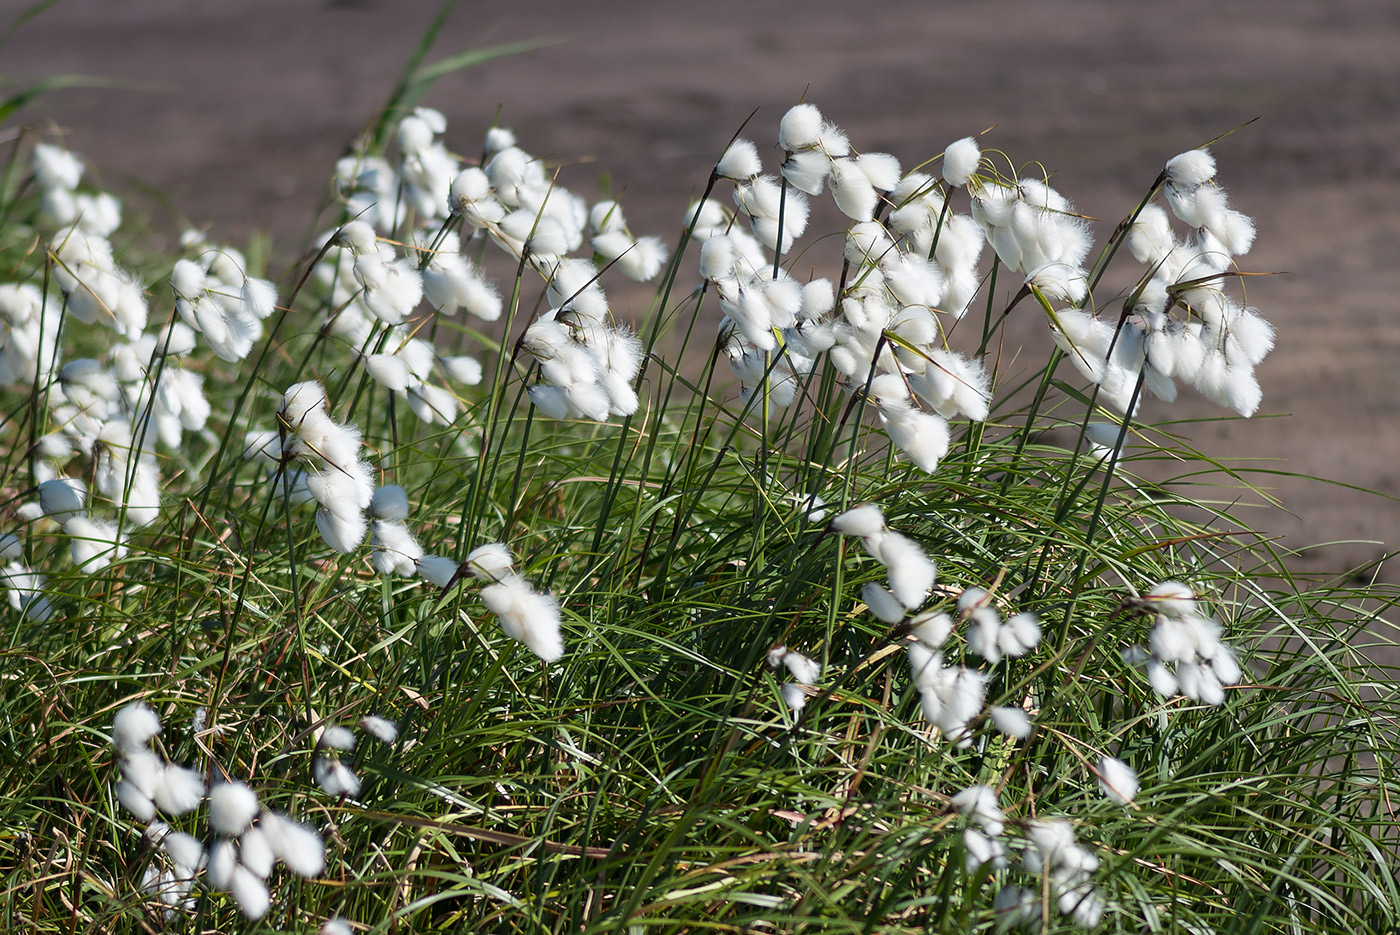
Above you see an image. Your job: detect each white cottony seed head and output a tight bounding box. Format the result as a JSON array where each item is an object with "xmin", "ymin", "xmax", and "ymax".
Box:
[
  {"xmin": 782, "ymin": 651, "xmax": 822, "ymax": 686},
  {"xmin": 313, "ymin": 756, "xmax": 362, "ymax": 798},
  {"xmin": 368, "ymin": 485, "xmax": 410, "ymax": 521},
  {"xmin": 318, "ymin": 725, "xmax": 356, "ymax": 752},
  {"xmin": 208, "ymin": 780, "xmax": 260, "ymax": 836},
  {"xmin": 862, "ymin": 581, "xmax": 907, "ymax": 623},
  {"xmin": 942, "ymin": 137, "xmax": 981, "ymax": 188},
  {"xmin": 831, "ymin": 503, "xmax": 885, "ymax": 538},
  {"xmin": 152, "ymin": 763, "xmax": 206, "ymax": 816},
  {"xmin": 38, "ymin": 477, "xmax": 87, "ymax": 521},
  {"xmin": 281, "ymin": 380, "xmax": 327, "ymax": 425},
  {"xmin": 465, "ymin": 542, "xmax": 514, "ymax": 581},
  {"xmin": 359, "ymin": 715, "xmax": 398, "ymax": 744},
  {"xmin": 416, "ymin": 554, "xmax": 459, "ymax": 587},
  {"xmin": 990, "ymin": 706, "xmax": 1033, "ymax": 739},
  {"xmin": 112, "ymin": 702, "xmax": 162, "ymax": 752},
  {"xmin": 230, "ymin": 863, "xmax": 271, "ymax": 919},
  {"xmin": 262, "ymin": 810, "xmax": 326, "ymax": 878},
  {"xmin": 715, "ymin": 139, "xmax": 762, "ymax": 180},
  {"xmin": 1164, "ymin": 148, "xmax": 1216, "ymax": 188},
  {"xmin": 778, "ymin": 104, "xmax": 823, "ymax": 152},
  {"xmin": 1098, "ymin": 755, "xmax": 1140, "ymax": 805},
  {"xmin": 780, "ymin": 682, "xmax": 807, "ymax": 713},
  {"xmin": 480, "ymin": 573, "xmax": 565, "ymax": 662},
  {"xmin": 1145, "ymin": 580, "xmax": 1196, "ymax": 617}
]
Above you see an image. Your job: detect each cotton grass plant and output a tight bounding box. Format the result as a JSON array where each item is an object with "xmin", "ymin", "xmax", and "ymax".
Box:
[{"xmin": 0, "ymin": 18, "xmax": 1398, "ymax": 935}]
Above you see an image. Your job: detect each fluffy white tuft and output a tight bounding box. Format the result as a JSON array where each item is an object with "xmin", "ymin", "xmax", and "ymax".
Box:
[
  {"xmin": 359, "ymin": 715, "xmax": 399, "ymax": 744},
  {"xmin": 831, "ymin": 503, "xmax": 885, "ymax": 538},
  {"xmin": 990, "ymin": 706, "xmax": 1033, "ymax": 739},
  {"xmin": 942, "ymin": 137, "xmax": 981, "ymax": 187},
  {"xmin": 208, "ymin": 780, "xmax": 260, "ymax": 836},
  {"xmin": 112, "ymin": 703, "xmax": 162, "ymax": 752},
  {"xmin": 715, "ymin": 139, "xmax": 762, "ymax": 180},
  {"xmin": 1098, "ymin": 755, "xmax": 1140, "ymax": 805},
  {"xmin": 480, "ymin": 573, "xmax": 566, "ymax": 662}
]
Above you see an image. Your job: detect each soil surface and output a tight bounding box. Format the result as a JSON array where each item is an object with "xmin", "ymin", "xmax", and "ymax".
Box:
[{"xmin": 7, "ymin": 0, "xmax": 1400, "ymax": 580}]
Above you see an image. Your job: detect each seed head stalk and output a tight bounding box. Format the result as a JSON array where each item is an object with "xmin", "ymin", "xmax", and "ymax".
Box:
[
  {"xmin": 457, "ymin": 243, "xmax": 528, "ymax": 553},
  {"xmin": 198, "ymin": 234, "xmax": 339, "ymax": 519},
  {"xmin": 1056, "ymin": 363, "xmax": 1148, "ymax": 643}
]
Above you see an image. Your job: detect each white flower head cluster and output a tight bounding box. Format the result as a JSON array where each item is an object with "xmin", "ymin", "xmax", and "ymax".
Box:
[
  {"xmin": 95, "ymin": 419, "xmax": 165, "ymax": 527},
  {"xmin": 5, "ymin": 154, "xmax": 256, "ymax": 554},
  {"xmin": 26, "ymin": 422, "xmax": 160, "ymax": 571},
  {"xmin": 310, "ymin": 716, "xmax": 397, "ymax": 796},
  {"xmin": 907, "ymin": 641, "xmax": 988, "ymax": 747},
  {"xmin": 1023, "ymin": 819, "xmax": 1106, "ymax": 928},
  {"xmin": 207, "ymin": 779, "xmax": 326, "ymax": 919},
  {"xmin": 482, "ymin": 151, "xmax": 582, "ymax": 263},
  {"xmin": 776, "ymin": 103, "xmax": 902, "ymax": 223},
  {"xmin": 25, "ymin": 322, "xmax": 198, "ymax": 514},
  {"xmin": 397, "ymin": 106, "xmax": 458, "ymax": 221},
  {"xmin": 702, "ymin": 107, "xmax": 992, "ymax": 475},
  {"xmin": 832, "ymin": 504, "xmax": 936, "ymax": 621},
  {"xmin": 766, "ymin": 645, "xmax": 822, "ymax": 714},
  {"xmin": 111, "ymin": 703, "xmax": 205, "ymax": 823},
  {"xmin": 322, "ymin": 121, "xmax": 655, "ymax": 426},
  {"xmin": 334, "ymin": 221, "xmax": 425, "ymax": 327},
  {"xmin": 1136, "ymin": 580, "xmax": 1242, "ymax": 705},
  {"xmin": 172, "ymin": 234, "xmax": 278, "ymax": 362},
  {"xmin": 37, "ymin": 475, "xmax": 126, "ymax": 572},
  {"xmin": 313, "ymin": 228, "xmax": 480, "ymax": 425},
  {"xmin": 1051, "ymin": 149, "xmax": 1269, "ymax": 417},
  {"xmin": 141, "ymin": 821, "xmax": 204, "ymax": 920},
  {"xmin": 273, "ymin": 381, "xmax": 374, "ymax": 553},
  {"xmin": 522, "ymin": 258, "xmax": 645, "ymax": 420},
  {"xmin": 972, "ymin": 175, "xmax": 1092, "ymax": 306},
  {"xmin": 335, "ymin": 107, "xmax": 459, "ymax": 231},
  {"xmin": 1110, "ymin": 149, "xmax": 1270, "ymax": 416},
  {"xmin": 335, "ymin": 150, "xmax": 404, "ymax": 233},
  {"xmin": 993, "ymin": 885, "xmax": 1042, "ymax": 932},
  {"xmin": 315, "ymin": 249, "xmax": 464, "ymax": 425},
  {"xmin": 50, "ymin": 223, "xmax": 147, "ymax": 336},
  {"xmin": 463, "ymin": 123, "xmax": 663, "ymax": 283},
  {"xmin": 14, "ymin": 247, "xmax": 202, "ymax": 527},
  {"xmin": 836, "ymin": 221, "xmax": 991, "ymax": 473},
  {"xmin": 953, "ymin": 784, "xmax": 1008, "ymax": 873},
  {"xmin": 958, "ymin": 586, "xmax": 1042, "ymax": 665},
  {"xmin": 885, "ymin": 169, "xmax": 986, "ymax": 317},
  {"xmin": 109, "ymin": 705, "xmax": 363, "ymax": 921},
  {"xmin": 313, "ymin": 723, "xmax": 362, "ymax": 798},
  {"xmin": 0, "ymin": 283, "xmax": 60, "ymax": 388},
  {"xmin": 589, "ymin": 200, "xmax": 669, "ymax": 282},
  {"xmin": 730, "ymin": 172, "xmax": 809, "ymax": 256},
  {"xmin": 33, "ymin": 357, "xmax": 184, "ymax": 540},
  {"xmin": 1097, "ymin": 755, "xmax": 1139, "ymax": 806},
  {"xmin": 366, "ymin": 485, "xmax": 421, "ymax": 575},
  {"xmin": 412, "ymin": 227, "xmax": 501, "ymax": 322},
  {"xmin": 696, "ymin": 222, "xmax": 835, "ymax": 409},
  {"xmin": 0, "ymin": 533, "xmax": 53, "ymax": 620},
  {"xmin": 463, "ymin": 542, "xmax": 566, "ymax": 663},
  {"xmin": 900, "ymin": 586, "xmax": 1043, "ymax": 745},
  {"xmin": 32, "ymin": 142, "xmax": 121, "ymax": 236}
]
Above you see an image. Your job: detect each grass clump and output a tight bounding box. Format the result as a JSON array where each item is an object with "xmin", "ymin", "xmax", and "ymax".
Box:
[{"xmin": 0, "ymin": 26, "xmax": 1396, "ymax": 935}]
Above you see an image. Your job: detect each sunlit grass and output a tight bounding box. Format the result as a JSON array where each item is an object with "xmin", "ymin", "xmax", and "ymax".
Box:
[{"xmin": 0, "ymin": 5, "xmax": 1397, "ymax": 934}]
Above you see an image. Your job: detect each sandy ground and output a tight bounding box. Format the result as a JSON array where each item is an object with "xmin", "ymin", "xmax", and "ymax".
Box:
[{"xmin": 6, "ymin": 0, "xmax": 1400, "ymax": 579}]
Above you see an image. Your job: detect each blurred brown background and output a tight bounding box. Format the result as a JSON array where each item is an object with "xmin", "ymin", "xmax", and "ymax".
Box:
[{"xmin": 7, "ymin": 0, "xmax": 1400, "ymax": 579}]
